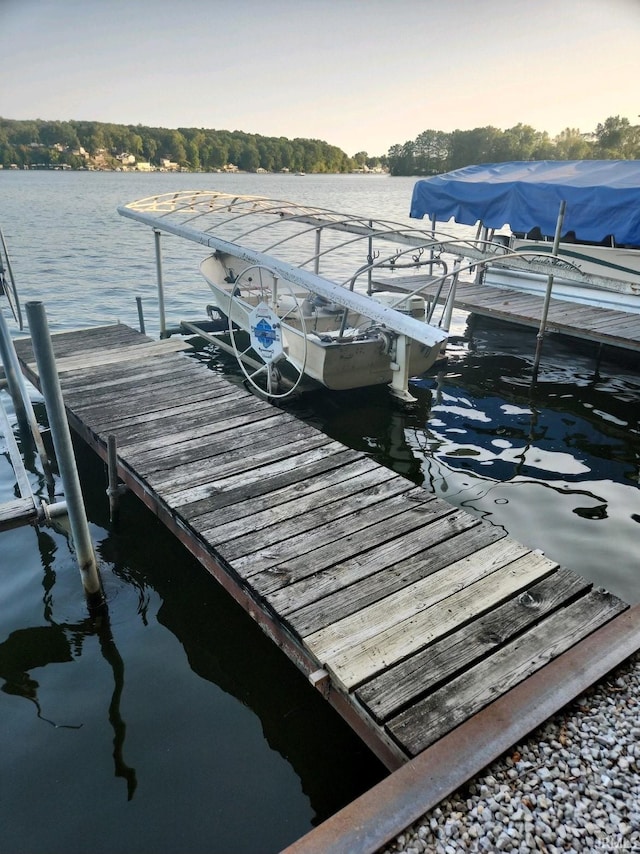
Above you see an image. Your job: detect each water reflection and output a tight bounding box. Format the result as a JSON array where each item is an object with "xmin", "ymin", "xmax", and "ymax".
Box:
[
  {"xmin": 415, "ymin": 322, "xmax": 640, "ymax": 602},
  {"xmin": 80, "ymin": 440, "xmax": 385, "ymax": 815},
  {"xmin": 95, "ymin": 611, "xmax": 138, "ymax": 800},
  {"xmin": 0, "ymin": 523, "xmax": 138, "ymax": 799},
  {"xmin": 0, "ymin": 624, "xmax": 76, "ymax": 724},
  {"xmin": 1, "ymin": 434, "xmax": 386, "ymax": 853},
  {"xmin": 283, "ymin": 317, "xmax": 640, "ymax": 604},
  {"xmin": 286, "ymin": 382, "xmax": 427, "ymax": 483},
  {"xmin": 90, "ymin": 457, "xmax": 384, "ymax": 817}
]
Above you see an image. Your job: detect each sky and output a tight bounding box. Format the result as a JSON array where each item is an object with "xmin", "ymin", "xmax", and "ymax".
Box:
[{"xmin": 2, "ymin": 0, "xmax": 639, "ymax": 157}]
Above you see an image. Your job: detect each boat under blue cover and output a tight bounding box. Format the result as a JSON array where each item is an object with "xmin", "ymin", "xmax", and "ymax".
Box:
[{"xmin": 410, "ymin": 160, "xmax": 640, "ymax": 245}]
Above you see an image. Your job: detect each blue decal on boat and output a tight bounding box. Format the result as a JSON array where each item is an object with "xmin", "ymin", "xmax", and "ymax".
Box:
[{"xmin": 254, "ymin": 318, "xmax": 276, "ymax": 349}]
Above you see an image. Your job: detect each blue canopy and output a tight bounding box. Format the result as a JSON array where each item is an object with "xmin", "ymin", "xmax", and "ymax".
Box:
[{"xmin": 410, "ymin": 160, "xmax": 640, "ymax": 245}]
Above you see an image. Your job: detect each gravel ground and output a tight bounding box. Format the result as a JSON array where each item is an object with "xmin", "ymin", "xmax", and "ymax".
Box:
[{"xmin": 380, "ymin": 651, "xmax": 640, "ymax": 853}]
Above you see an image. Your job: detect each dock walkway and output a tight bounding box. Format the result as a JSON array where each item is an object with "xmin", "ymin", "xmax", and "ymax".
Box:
[
  {"xmin": 373, "ymin": 274, "xmax": 640, "ymax": 353},
  {"xmin": 14, "ymin": 324, "xmax": 639, "ymax": 849}
]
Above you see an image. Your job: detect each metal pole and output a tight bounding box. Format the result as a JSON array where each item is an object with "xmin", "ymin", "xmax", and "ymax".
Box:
[
  {"xmin": 0, "ymin": 306, "xmax": 30, "ymax": 436},
  {"xmin": 0, "ymin": 395, "xmax": 35, "ymax": 505},
  {"xmin": 440, "ymin": 261, "xmax": 460, "ymax": 334},
  {"xmin": 0, "ymin": 305, "xmax": 53, "ymax": 481},
  {"xmin": 533, "ymin": 200, "xmax": 566, "ymax": 378},
  {"xmin": 430, "ymin": 214, "xmax": 437, "ymax": 275},
  {"xmin": 0, "ymin": 226, "xmax": 23, "ymax": 330},
  {"xmin": 367, "ymin": 220, "xmax": 373, "ymax": 295},
  {"xmin": 25, "ymin": 301, "xmax": 103, "ymax": 607},
  {"xmin": 135, "ymin": 296, "xmax": 146, "ymax": 334},
  {"xmin": 314, "ymin": 228, "xmax": 321, "ymax": 275},
  {"xmin": 106, "ymin": 434, "xmax": 124, "ymax": 525},
  {"xmin": 153, "ymin": 228, "xmax": 167, "ymax": 339}
]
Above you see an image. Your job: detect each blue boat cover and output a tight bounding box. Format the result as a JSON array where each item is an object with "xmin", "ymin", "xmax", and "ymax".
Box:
[{"xmin": 410, "ymin": 160, "xmax": 640, "ymax": 245}]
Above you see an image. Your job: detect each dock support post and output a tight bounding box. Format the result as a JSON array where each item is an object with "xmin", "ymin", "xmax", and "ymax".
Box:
[
  {"xmin": 440, "ymin": 260, "xmax": 460, "ymax": 341},
  {"xmin": 0, "ymin": 393, "xmax": 38, "ymax": 514},
  {"xmin": 153, "ymin": 228, "xmax": 167, "ymax": 339},
  {"xmin": 107, "ymin": 434, "xmax": 126, "ymax": 525},
  {"xmin": 533, "ymin": 200, "xmax": 566, "ymax": 379},
  {"xmin": 25, "ymin": 301, "xmax": 104, "ymax": 611},
  {"xmin": 430, "ymin": 213, "xmax": 437, "ymax": 276},
  {"xmin": 135, "ymin": 296, "xmax": 146, "ymax": 335},
  {"xmin": 314, "ymin": 228, "xmax": 322, "ymax": 276}
]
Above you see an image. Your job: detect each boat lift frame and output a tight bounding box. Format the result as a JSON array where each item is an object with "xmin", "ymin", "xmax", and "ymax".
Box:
[
  {"xmin": 119, "ymin": 200, "xmax": 451, "ymax": 351},
  {"xmin": 119, "ymin": 192, "xmax": 461, "ymax": 400}
]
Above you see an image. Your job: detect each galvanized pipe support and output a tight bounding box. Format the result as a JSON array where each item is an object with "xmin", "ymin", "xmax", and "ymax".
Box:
[{"xmin": 25, "ymin": 301, "xmax": 104, "ymax": 610}]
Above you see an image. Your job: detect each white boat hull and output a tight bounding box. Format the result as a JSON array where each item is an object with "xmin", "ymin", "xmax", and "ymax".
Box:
[
  {"xmin": 201, "ymin": 253, "xmax": 443, "ymax": 391},
  {"xmin": 511, "ymin": 240, "xmax": 640, "ymax": 290},
  {"xmin": 482, "ymin": 240, "xmax": 640, "ymax": 315}
]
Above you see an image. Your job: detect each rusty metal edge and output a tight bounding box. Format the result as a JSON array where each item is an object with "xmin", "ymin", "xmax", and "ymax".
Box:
[{"xmin": 280, "ymin": 603, "xmax": 640, "ymax": 854}]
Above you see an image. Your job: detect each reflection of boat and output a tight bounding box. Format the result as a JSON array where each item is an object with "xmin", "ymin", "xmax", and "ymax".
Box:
[
  {"xmin": 410, "ymin": 160, "xmax": 640, "ymax": 314},
  {"xmin": 119, "ymin": 191, "xmax": 455, "ymax": 401}
]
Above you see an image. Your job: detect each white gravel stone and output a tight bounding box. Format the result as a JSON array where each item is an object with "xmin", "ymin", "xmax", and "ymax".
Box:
[{"xmin": 380, "ymin": 652, "xmax": 640, "ymax": 853}]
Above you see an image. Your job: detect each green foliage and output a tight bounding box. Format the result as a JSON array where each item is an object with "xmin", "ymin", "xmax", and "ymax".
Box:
[
  {"xmin": 387, "ymin": 116, "xmax": 640, "ymax": 176},
  {"xmin": 0, "ymin": 117, "xmax": 358, "ymax": 173},
  {"xmin": 4, "ymin": 114, "xmax": 637, "ymax": 176}
]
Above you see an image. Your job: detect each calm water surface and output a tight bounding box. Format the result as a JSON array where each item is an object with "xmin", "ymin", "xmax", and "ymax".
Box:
[{"xmin": 1, "ymin": 171, "xmax": 639, "ymax": 853}]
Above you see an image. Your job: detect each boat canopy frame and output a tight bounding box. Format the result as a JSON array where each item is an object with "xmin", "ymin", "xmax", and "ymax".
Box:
[{"xmin": 118, "ymin": 191, "xmax": 452, "ymax": 350}]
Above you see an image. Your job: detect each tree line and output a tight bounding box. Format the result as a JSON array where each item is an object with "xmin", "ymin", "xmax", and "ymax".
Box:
[
  {"xmin": 0, "ymin": 117, "xmax": 376, "ymax": 173},
  {"xmin": 387, "ymin": 116, "xmax": 640, "ymax": 175},
  {"xmin": 2, "ymin": 115, "xmax": 638, "ymax": 175}
]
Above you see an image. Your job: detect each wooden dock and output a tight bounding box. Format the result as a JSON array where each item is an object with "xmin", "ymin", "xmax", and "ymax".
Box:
[
  {"xmin": 373, "ymin": 274, "xmax": 640, "ymax": 353},
  {"xmin": 14, "ymin": 325, "xmax": 638, "ymax": 795}
]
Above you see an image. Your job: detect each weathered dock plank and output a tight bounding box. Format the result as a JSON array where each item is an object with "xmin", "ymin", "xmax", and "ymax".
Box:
[
  {"xmin": 25, "ymin": 337, "xmax": 192, "ymax": 374},
  {"xmin": 179, "ymin": 448, "xmax": 365, "ymax": 520},
  {"xmin": 164, "ymin": 436, "xmax": 341, "ymax": 512},
  {"xmin": 170, "ymin": 442, "xmax": 355, "ymax": 516},
  {"xmin": 277, "ymin": 520, "xmax": 505, "ymax": 633},
  {"xmin": 130, "ymin": 415, "xmax": 319, "ymax": 475},
  {"xmin": 0, "ymin": 497, "xmax": 38, "ymax": 532},
  {"xmin": 198, "ymin": 464, "xmax": 397, "ymax": 547},
  {"xmin": 60, "ymin": 359, "xmax": 203, "ymax": 397},
  {"xmin": 373, "ymin": 275, "xmax": 640, "ymax": 352},
  {"xmin": 387, "ymin": 587, "xmax": 627, "ymax": 755},
  {"xmin": 230, "ymin": 485, "xmax": 425, "ymax": 578},
  {"xmin": 306, "ymin": 544, "xmax": 556, "ymax": 691},
  {"xmin": 14, "ymin": 323, "xmax": 635, "ymax": 788},
  {"xmin": 189, "ymin": 456, "xmax": 383, "ymax": 534},
  {"xmin": 17, "ymin": 323, "xmax": 144, "ymax": 361},
  {"xmin": 355, "ymin": 569, "xmax": 592, "ymax": 722}
]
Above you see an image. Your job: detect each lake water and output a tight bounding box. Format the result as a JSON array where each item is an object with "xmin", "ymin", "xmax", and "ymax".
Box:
[{"xmin": 1, "ymin": 170, "xmax": 639, "ymax": 853}]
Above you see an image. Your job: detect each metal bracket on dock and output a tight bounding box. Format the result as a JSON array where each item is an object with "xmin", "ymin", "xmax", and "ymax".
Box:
[{"xmin": 39, "ymin": 499, "xmax": 69, "ymax": 524}]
